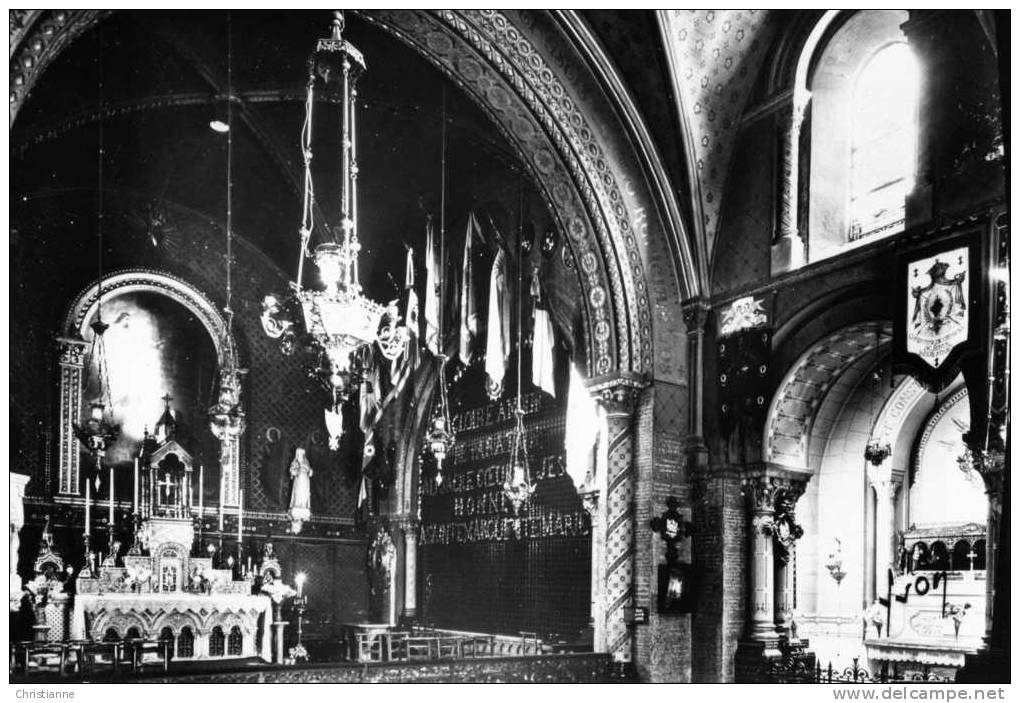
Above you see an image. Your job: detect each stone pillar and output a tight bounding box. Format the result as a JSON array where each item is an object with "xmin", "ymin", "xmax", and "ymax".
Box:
[
  {"xmin": 580, "ymin": 484, "xmax": 603, "ymax": 651},
  {"xmin": 773, "ymin": 481, "xmax": 807, "ymax": 640},
  {"xmin": 9, "ymin": 473, "xmax": 30, "ymax": 610},
  {"xmin": 867, "ymin": 465, "xmax": 899, "ymax": 597},
  {"xmin": 743, "ymin": 475, "xmax": 780, "ymax": 645},
  {"xmin": 402, "ymin": 522, "xmax": 418, "ymax": 620},
  {"xmin": 271, "ymin": 601, "xmax": 288, "ymax": 664},
  {"xmin": 771, "ymin": 102, "xmax": 808, "ymax": 273},
  {"xmin": 735, "ymin": 467, "xmax": 812, "ymax": 680},
  {"xmin": 969, "ymin": 449, "xmax": 1005, "ymax": 646},
  {"xmin": 589, "ymin": 374, "xmax": 646, "ymax": 670},
  {"xmin": 57, "ymin": 338, "xmax": 87, "ymax": 496},
  {"xmin": 682, "ymin": 298, "xmax": 710, "ymax": 472}
]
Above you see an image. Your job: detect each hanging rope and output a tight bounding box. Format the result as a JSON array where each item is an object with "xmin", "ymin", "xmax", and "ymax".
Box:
[
  {"xmin": 224, "ymin": 11, "xmax": 234, "ymax": 334},
  {"xmin": 298, "ymin": 64, "xmax": 316, "ymax": 291},
  {"xmin": 96, "ymin": 22, "xmax": 104, "ymax": 323}
]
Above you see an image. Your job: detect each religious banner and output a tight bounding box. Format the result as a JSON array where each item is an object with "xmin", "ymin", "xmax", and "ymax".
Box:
[
  {"xmin": 894, "ymin": 233, "xmax": 982, "ymax": 393},
  {"xmin": 716, "ymin": 295, "xmax": 771, "ymax": 435}
]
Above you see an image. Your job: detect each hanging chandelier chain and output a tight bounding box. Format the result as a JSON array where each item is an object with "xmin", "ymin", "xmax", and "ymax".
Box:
[
  {"xmin": 95, "ymin": 21, "xmax": 105, "ymax": 321},
  {"xmin": 224, "ymin": 11, "xmax": 234, "ymax": 326},
  {"xmin": 296, "ymin": 66, "xmax": 316, "ymax": 293}
]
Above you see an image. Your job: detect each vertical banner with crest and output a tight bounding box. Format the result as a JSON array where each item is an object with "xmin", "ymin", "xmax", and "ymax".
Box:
[{"xmin": 893, "ymin": 233, "xmax": 982, "ymax": 392}]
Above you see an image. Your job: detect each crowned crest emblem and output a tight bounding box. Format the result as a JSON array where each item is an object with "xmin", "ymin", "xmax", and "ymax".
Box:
[{"xmin": 907, "ymin": 248, "xmax": 968, "ymax": 369}]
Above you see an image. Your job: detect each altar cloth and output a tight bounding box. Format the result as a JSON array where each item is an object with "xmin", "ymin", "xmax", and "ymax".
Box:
[{"xmin": 72, "ymin": 592, "xmax": 273, "ymax": 661}]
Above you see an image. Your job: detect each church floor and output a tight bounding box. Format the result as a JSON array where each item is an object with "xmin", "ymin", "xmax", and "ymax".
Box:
[{"xmin": 12, "ymin": 652, "xmax": 618, "ymax": 684}]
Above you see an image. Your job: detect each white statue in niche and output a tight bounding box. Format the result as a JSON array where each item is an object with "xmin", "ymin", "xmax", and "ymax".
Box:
[{"xmin": 288, "ymin": 448, "xmax": 313, "ymax": 534}]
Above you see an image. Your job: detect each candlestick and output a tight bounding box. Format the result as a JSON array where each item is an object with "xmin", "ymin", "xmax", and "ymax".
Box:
[
  {"xmin": 198, "ymin": 464, "xmax": 204, "ymax": 517},
  {"xmin": 85, "ymin": 475, "xmax": 91, "ymax": 536},
  {"xmin": 109, "ymin": 464, "xmax": 115, "ymax": 527},
  {"xmin": 133, "ymin": 458, "xmax": 139, "ymax": 514},
  {"xmin": 237, "ymin": 492, "xmax": 243, "ymax": 542},
  {"xmin": 218, "ymin": 468, "xmax": 225, "ymax": 532}
]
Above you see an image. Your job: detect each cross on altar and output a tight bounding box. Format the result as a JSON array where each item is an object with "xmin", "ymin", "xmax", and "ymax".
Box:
[
  {"xmin": 161, "ymin": 393, "xmax": 173, "ymax": 407},
  {"xmin": 158, "ymin": 472, "xmax": 176, "ymax": 503},
  {"xmin": 967, "ymin": 547, "xmax": 978, "ymax": 570}
]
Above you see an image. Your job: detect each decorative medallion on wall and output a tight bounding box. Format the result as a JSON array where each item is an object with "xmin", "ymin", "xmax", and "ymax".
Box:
[{"xmin": 717, "ymin": 295, "xmax": 771, "ymax": 435}]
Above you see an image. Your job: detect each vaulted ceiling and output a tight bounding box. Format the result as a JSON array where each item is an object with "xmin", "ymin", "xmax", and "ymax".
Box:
[{"xmin": 11, "ymin": 9, "xmax": 793, "ymax": 302}]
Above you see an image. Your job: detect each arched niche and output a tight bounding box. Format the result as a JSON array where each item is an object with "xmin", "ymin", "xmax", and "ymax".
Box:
[
  {"xmin": 909, "ymin": 387, "xmax": 986, "ymax": 527},
  {"xmin": 56, "ymin": 269, "xmax": 243, "ymax": 508},
  {"xmin": 9, "ymin": 9, "xmax": 701, "ymax": 387}
]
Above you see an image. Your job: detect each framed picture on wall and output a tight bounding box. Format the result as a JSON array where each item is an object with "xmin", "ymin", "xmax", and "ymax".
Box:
[{"xmin": 657, "ymin": 562, "xmax": 699, "ymax": 614}]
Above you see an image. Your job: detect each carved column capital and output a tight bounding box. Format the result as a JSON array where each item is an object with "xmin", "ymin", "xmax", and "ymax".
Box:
[
  {"xmin": 587, "ymin": 373, "xmax": 648, "ymax": 417},
  {"xmin": 743, "ymin": 474, "xmax": 777, "ymax": 512},
  {"xmin": 959, "ymin": 447, "xmax": 1006, "ymax": 514},
  {"xmin": 681, "ymin": 296, "xmax": 710, "ymax": 334},
  {"xmin": 579, "ymin": 489, "xmax": 599, "ymax": 518},
  {"xmin": 866, "ymin": 465, "xmax": 900, "ymax": 501},
  {"xmin": 56, "ymin": 336, "xmax": 87, "ymax": 367}
]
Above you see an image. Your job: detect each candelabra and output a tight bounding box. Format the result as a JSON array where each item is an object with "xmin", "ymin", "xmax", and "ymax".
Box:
[{"xmin": 289, "ymin": 572, "xmax": 309, "ymax": 663}]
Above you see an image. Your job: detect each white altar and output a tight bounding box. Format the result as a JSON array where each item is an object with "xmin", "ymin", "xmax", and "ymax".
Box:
[
  {"xmin": 72, "ymin": 592, "xmax": 272, "ymax": 660},
  {"xmin": 71, "ymin": 435, "xmax": 275, "ymax": 661},
  {"xmin": 865, "ymin": 570, "xmax": 985, "ymax": 677}
]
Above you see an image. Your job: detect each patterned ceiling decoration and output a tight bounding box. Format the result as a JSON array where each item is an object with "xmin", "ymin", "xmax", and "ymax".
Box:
[
  {"xmin": 658, "ymin": 10, "xmax": 777, "ymax": 261},
  {"xmin": 766, "ymin": 321, "xmax": 891, "ymax": 468}
]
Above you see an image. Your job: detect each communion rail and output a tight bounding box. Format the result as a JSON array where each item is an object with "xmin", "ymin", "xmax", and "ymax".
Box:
[{"xmin": 759, "ymin": 656, "xmax": 954, "ymax": 684}]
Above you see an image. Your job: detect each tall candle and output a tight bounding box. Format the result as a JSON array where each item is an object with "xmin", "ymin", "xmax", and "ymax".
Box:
[
  {"xmin": 237, "ymin": 492, "xmax": 243, "ymax": 542},
  {"xmin": 133, "ymin": 458, "xmax": 139, "ymax": 514},
  {"xmin": 109, "ymin": 465, "xmax": 115, "ymax": 527},
  {"xmin": 218, "ymin": 468, "xmax": 225, "ymax": 532},
  {"xmin": 198, "ymin": 465, "xmax": 204, "ymax": 517},
  {"xmin": 84, "ymin": 478, "xmax": 91, "ymax": 536}
]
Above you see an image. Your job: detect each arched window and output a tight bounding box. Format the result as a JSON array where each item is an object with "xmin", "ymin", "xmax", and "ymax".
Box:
[
  {"xmin": 125, "ymin": 626, "xmax": 142, "ymax": 641},
  {"xmin": 798, "ymin": 11, "xmax": 920, "ymax": 264},
  {"xmin": 209, "ymin": 626, "xmax": 226, "ymax": 657},
  {"xmin": 930, "ymin": 541, "xmax": 950, "ymax": 570},
  {"xmin": 227, "ymin": 626, "xmax": 243, "ymax": 656},
  {"xmin": 159, "ymin": 627, "xmax": 175, "ymax": 660},
  {"xmin": 103, "ymin": 628, "xmax": 121, "ymax": 643},
  {"xmin": 952, "ymin": 540, "xmax": 972, "ymax": 570},
  {"xmin": 973, "ymin": 540, "xmax": 987, "ymax": 570},
  {"xmin": 849, "ymin": 43, "xmax": 919, "ymax": 241},
  {"xmin": 177, "ymin": 627, "xmax": 195, "ymax": 658}
]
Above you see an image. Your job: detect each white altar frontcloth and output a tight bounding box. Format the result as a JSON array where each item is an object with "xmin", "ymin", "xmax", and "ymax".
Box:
[{"xmin": 72, "ymin": 592, "xmax": 273, "ymax": 661}]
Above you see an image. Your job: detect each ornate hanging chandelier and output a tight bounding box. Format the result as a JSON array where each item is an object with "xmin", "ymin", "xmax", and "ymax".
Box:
[
  {"xmin": 502, "ymin": 196, "xmax": 534, "ymax": 514},
  {"xmin": 261, "ymin": 12, "xmax": 406, "ymax": 428},
  {"xmin": 74, "ymin": 46, "xmax": 120, "ymax": 473},
  {"xmin": 425, "ymin": 362, "xmax": 455, "ymax": 486},
  {"xmin": 503, "ymin": 405, "xmax": 535, "ymax": 515},
  {"xmin": 74, "ymin": 320, "xmax": 121, "ymax": 463},
  {"xmin": 424, "ymin": 90, "xmax": 455, "ymax": 485}
]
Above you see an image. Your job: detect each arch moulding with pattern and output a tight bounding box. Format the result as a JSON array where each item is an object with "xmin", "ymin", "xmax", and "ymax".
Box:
[
  {"xmin": 12, "ymin": 9, "xmax": 691, "ymax": 383},
  {"xmin": 55, "ymin": 268, "xmax": 242, "ymax": 501}
]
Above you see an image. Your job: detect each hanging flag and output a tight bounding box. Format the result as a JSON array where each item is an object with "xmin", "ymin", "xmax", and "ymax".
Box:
[
  {"xmin": 531, "ymin": 270, "xmax": 556, "ymax": 397},
  {"xmin": 484, "ymin": 247, "xmax": 510, "ymax": 399},
  {"xmin": 357, "ymin": 475, "xmax": 368, "ymax": 508},
  {"xmin": 424, "ymin": 218, "xmax": 441, "ymax": 355},
  {"xmin": 391, "ymin": 247, "xmax": 420, "ymax": 385},
  {"xmin": 359, "ymin": 350, "xmax": 382, "ymax": 474},
  {"xmin": 564, "ymin": 363, "xmax": 599, "ymax": 490},
  {"xmin": 459, "ymin": 213, "xmax": 480, "ymax": 365}
]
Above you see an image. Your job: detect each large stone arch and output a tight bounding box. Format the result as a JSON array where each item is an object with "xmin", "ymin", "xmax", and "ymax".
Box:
[
  {"xmin": 62, "ymin": 268, "xmax": 235, "ymax": 368},
  {"xmin": 55, "ymin": 268, "xmax": 244, "ymax": 503},
  {"xmin": 765, "ymin": 320, "xmax": 891, "ymax": 469},
  {"xmin": 10, "ymin": 9, "xmax": 699, "ymax": 384}
]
